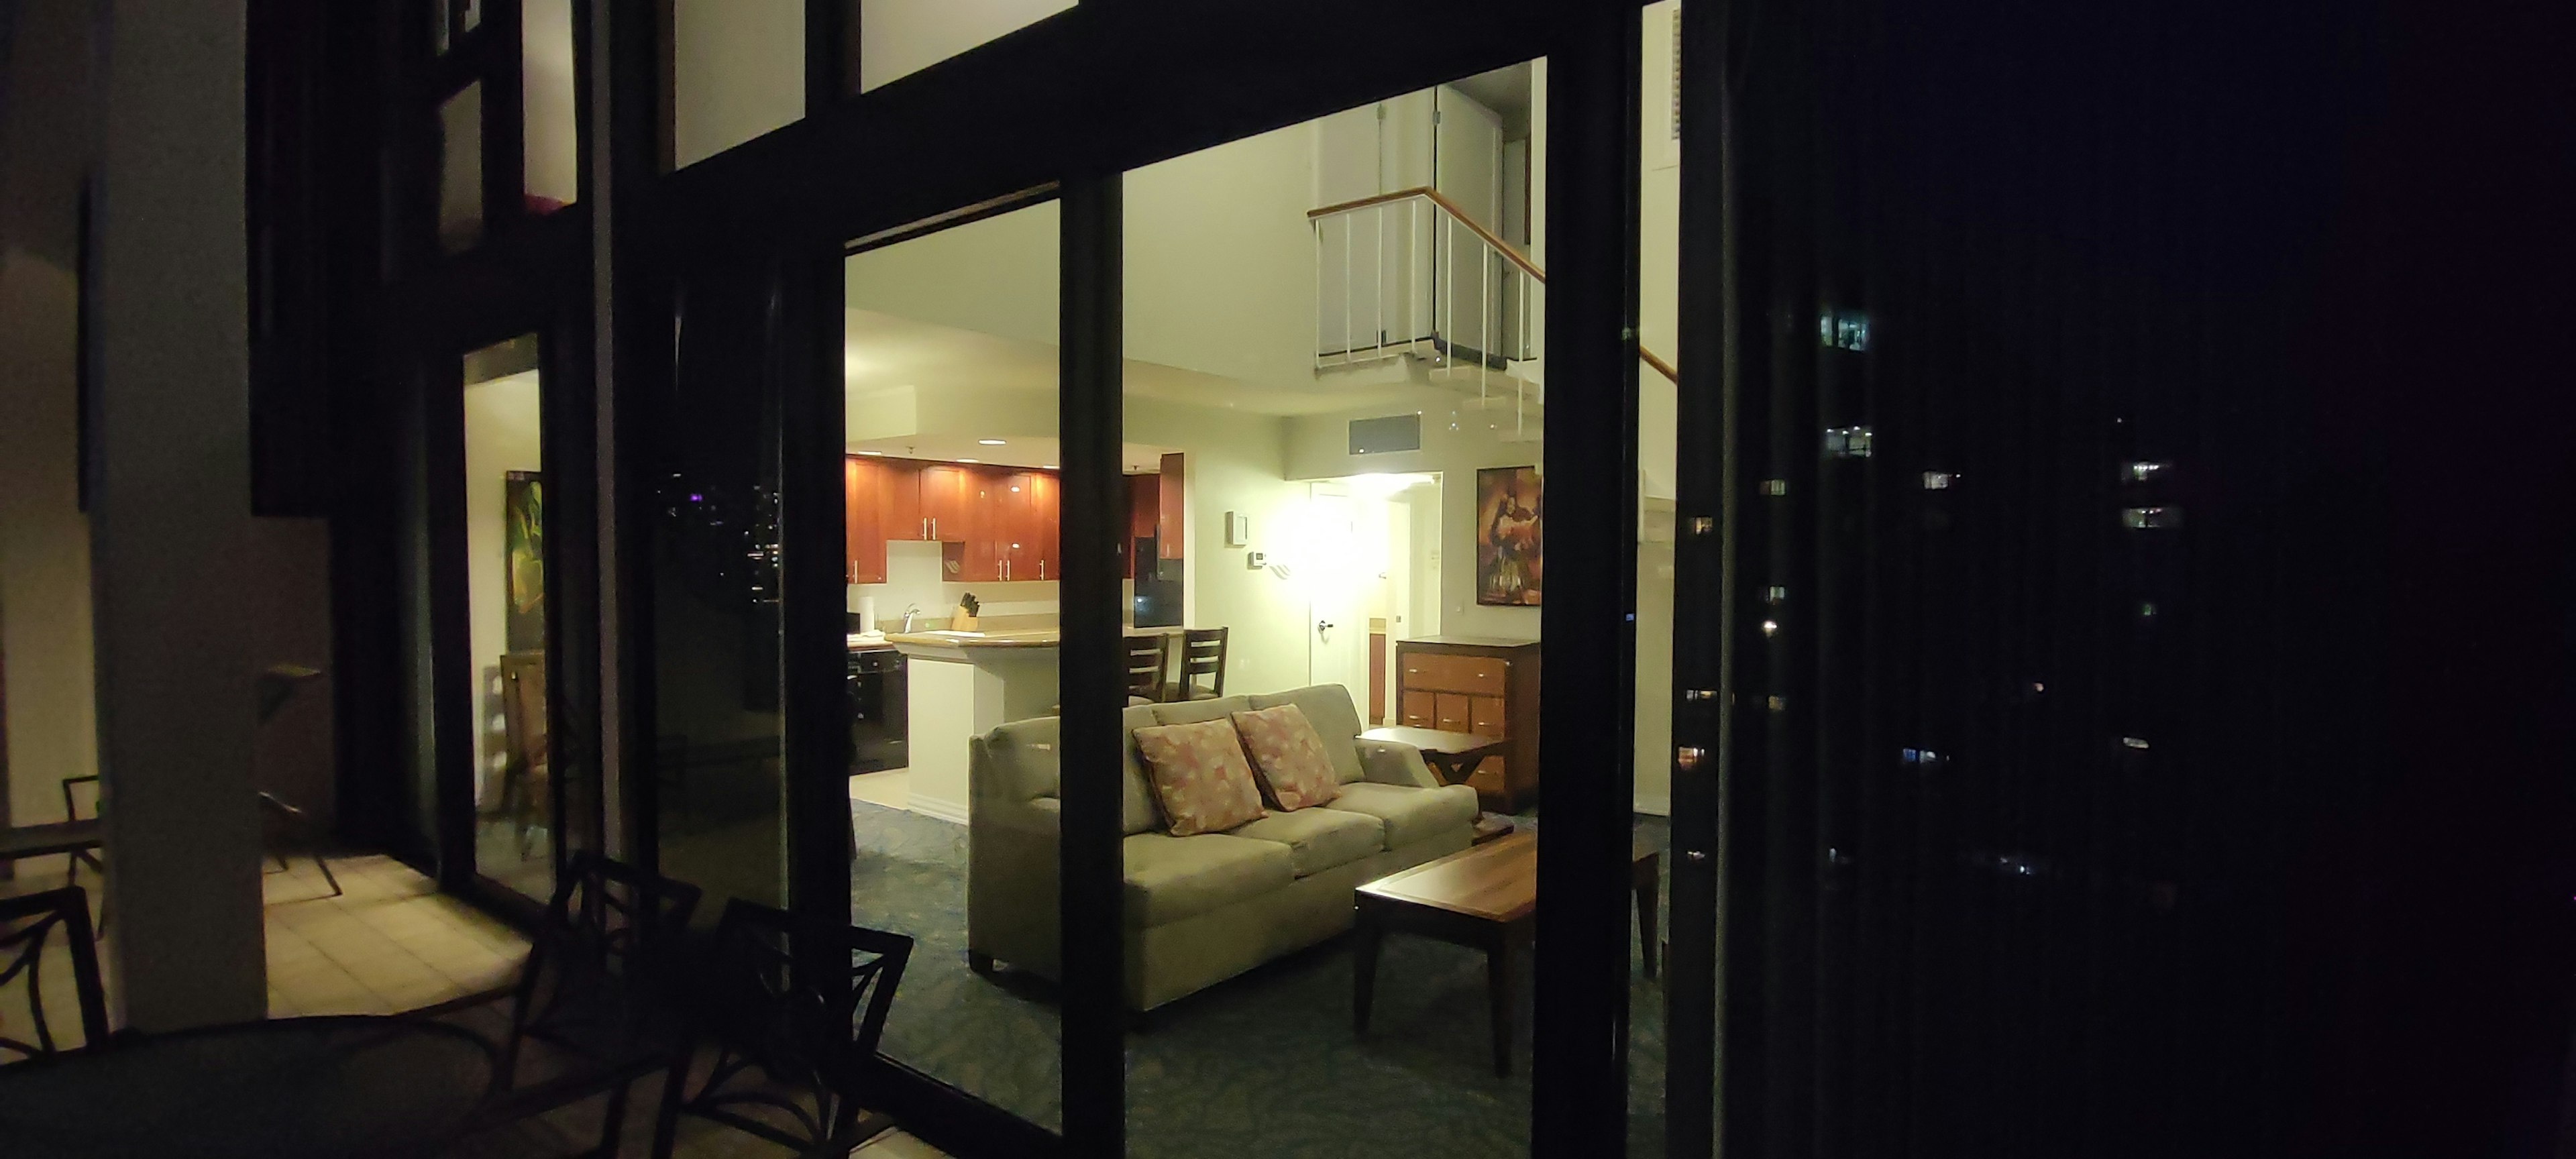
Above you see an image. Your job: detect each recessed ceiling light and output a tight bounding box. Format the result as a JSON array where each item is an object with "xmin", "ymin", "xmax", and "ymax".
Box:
[
  {"xmin": 957, "ymin": 457, "xmax": 980, "ymax": 464},
  {"xmin": 977, "ymin": 439, "xmax": 1007, "ymax": 446}
]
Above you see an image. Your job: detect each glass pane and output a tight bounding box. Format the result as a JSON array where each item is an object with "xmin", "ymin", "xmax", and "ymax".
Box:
[
  {"xmin": 1633, "ymin": 5, "xmax": 1683, "ymax": 1152},
  {"xmin": 653, "ymin": 264, "xmax": 787, "ymax": 910},
  {"xmin": 1118, "ymin": 61, "xmax": 1544, "ymax": 1156},
  {"xmin": 843, "ymin": 202, "xmax": 1063, "ymax": 1129},
  {"xmin": 521, "ymin": 0, "xmax": 578, "ymax": 213},
  {"xmin": 855, "ymin": 0, "xmax": 1077, "ymax": 93},
  {"xmin": 438, "ymin": 82, "xmax": 484, "ymax": 253},
  {"xmin": 462, "ymin": 335, "xmax": 553, "ymax": 901},
  {"xmin": 669, "ymin": 0, "xmax": 805, "ymax": 169}
]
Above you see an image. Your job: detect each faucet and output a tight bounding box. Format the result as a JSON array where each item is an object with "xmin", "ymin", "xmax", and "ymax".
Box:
[{"xmin": 900, "ymin": 603, "xmax": 922, "ymax": 633}]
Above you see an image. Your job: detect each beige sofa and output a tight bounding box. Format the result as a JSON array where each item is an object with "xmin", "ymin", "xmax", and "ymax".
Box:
[{"xmin": 967, "ymin": 683, "xmax": 1480, "ymax": 1011}]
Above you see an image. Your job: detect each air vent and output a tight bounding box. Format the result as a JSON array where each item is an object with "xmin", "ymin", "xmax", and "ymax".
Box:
[{"xmin": 1348, "ymin": 414, "xmax": 1423, "ymax": 455}]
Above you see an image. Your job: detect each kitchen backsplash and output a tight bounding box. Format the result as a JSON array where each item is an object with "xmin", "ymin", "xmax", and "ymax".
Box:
[{"xmin": 849, "ymin": 539, "xmax": 1058, "ymax": 627}]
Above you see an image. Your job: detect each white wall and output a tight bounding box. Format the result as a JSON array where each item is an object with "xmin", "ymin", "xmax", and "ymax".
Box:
[
  {"xmin": 1125, "ymin": 396, "xmax": 1311, "ymax": 698},
  {"xmin": 0, "ymin": 0, "xmax": 100, "ymax": 852},
  {"xmin": 1285, "ymin": 405, "xmax": 1542, "ymax": 643},
  {"xmin": 523, "ymin": 0, "xmax": 580, "ymax": 207},
  {"xmin": 859, "ymin": 0, "xmax": 1077, "ymax": 92},
  {"xmin": 847, "ymin": 201, "xmax": 1059, "ymax": 346},
  {"xmin": 1124, "ymin": 122, "xmax": 1325, "ymax": 395},
  {"xmin": 464, "ymin": 372, "xmax": 542, "ymax": 804},
  {"xmin": 671, "ymin": 0, "xmax": 804, "ymax": 169}
]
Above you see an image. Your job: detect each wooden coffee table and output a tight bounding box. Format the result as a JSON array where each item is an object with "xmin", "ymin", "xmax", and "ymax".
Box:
[
  {"xmin": 1354, "ymin": 832, "xmax": 1536, "ymax": 1076},
  {"xmin": 1352, "ymin": 832, "xmax": 1666, "ymax": 1077},
  {"xmin": 1358, "ymin": 726, "xmax": 1517, "ymax": 843}
]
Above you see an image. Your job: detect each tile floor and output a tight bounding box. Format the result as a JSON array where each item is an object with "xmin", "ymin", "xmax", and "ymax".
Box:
[
  {"xmin": 6, "ymin": 852, "xmax": 954, "ymax": 1157},
  {"xmin": 849, "ymin": 768, "xmax": 912, "ymax": 811},
  {"xmin": 261, "ymin": 852, "xmax": 529, "ymax": 1017}
]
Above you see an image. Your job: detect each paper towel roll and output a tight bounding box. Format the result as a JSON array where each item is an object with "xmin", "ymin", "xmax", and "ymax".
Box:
[{"xmin": 857, "ymin": 595, "xmax": 877, "ymax": 634}]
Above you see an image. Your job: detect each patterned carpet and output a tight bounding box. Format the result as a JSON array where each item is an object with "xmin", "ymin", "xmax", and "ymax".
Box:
[{"xmin": 850, "ymin": 802, "xmax": 1674, "ymax": 1158}]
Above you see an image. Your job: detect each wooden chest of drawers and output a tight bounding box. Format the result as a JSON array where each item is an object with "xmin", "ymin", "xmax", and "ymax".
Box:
[{"xmin": 1395, "ymin": 636, "xmax": 1541, "ymax": 811}]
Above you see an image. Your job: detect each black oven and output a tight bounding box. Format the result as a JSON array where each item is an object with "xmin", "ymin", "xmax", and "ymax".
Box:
[{"xmin": 849, "ymin": 647, "xmax": 908, "ymax": 773}]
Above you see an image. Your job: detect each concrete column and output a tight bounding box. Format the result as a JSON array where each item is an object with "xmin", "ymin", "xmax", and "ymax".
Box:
[
  {"xmin": 91, "ymin": 0, "xmax": 266, "ymax": 1029},
  {"xmin": 0, "ymin": 0, "xmax": 103, "ymax": 861}
]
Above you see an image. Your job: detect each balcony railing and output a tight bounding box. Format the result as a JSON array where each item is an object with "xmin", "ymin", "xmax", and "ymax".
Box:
[{"xmin": 1309, "ymin": 186, "xmax": 1679, "ymax": 417}]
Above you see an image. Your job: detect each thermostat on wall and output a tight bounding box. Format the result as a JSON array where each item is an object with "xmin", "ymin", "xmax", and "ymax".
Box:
[{"xmin": 1225, "ymin": 512, "xmax": 1250, "ymax": 547}]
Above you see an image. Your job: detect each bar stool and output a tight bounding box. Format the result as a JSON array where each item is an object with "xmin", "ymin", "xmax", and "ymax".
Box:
[
  {"xmin": 1173, "ymin": 627, "xmax": 1228, "ymax": 701},
  {"xmin": 1124, "ymin": 634, "xmax": 1173, "ymax": 705}
]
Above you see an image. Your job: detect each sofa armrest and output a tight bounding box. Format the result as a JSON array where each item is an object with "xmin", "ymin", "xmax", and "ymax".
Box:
[{"xmin": 1354, "ymin": 738, "xmax": 1440, "ymax": 789}]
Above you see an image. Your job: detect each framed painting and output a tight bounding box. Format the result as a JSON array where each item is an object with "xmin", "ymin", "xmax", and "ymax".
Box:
[
  {"xmin": 504, "ymin": 470, "xmax": 545, "ymax": 651},
  {"xmin": 1475, "ymin": 465, "xmax": 1543, "ymax": 606}
]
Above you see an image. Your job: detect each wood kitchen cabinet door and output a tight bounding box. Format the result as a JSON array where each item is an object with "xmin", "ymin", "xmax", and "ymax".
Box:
[
  {"xmin": 1011, "ymin": 470, "xmax": 1059, "ymax": 582},
  {"xmin": 845, "ymin": 455, "xmax": 902, "ymax": 584},
  {"xmin": 1125, "ymin": 472, "xmax": 1159, "ymax": 579},
  {"xmin": 953, "ymin": 467, "xmax": 1007, "ymax": 582},
  {"xmin": 917, "ymin": 464, "xmax": 975, "ymax": 543},
  {"xmin": 877, "ymin": 458, "xmax": 920, "ymax": 542},
  {"xmin": 1157, "ymin": 452, "xmax": 1185, "ymax": 560}
]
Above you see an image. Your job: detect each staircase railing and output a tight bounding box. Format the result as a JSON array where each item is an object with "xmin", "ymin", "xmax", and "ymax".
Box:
[{"xmin": 1309, "ymin": 185, "xmax": 1679, "ymax": 393}]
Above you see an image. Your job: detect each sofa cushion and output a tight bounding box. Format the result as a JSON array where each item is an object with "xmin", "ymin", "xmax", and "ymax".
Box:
[
  {"xmin": 1132, "ymin": 719, "xmax": 1268, "ymax": 836},
  {"xmin": 1122, "ymin": 832, "xmax": 1295, "ymax": 928},
  {"xmin": 1229, "ymin": 705, "xmax": 1340, "ymax": 810},
  {"xmin": 1318, "ymin": 781, "xmax": 1480, "ymax": 849},
  {"xmin": 978, "ymin": 717, "xmax": 1062, "ymax": 802},
  {"xmin": 1148, "ymin": 695, "xmax": 1252, "ymax": 727},
  {"xmin": 1118, "ymin": 702, "xmax": 1165, "ymax": 834},
  {"xmin": 1226, "ymin": 808, "xmax": 1383, "ymax": 877},
  {"xmin": 1244, "ymin": 687, "xmax": 1366, "ymax": 783}
]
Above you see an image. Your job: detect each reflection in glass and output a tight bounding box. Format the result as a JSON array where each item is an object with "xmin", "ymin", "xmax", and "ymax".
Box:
[
  {"xmin": 842, "ymin": 203, "xmax": 1063, "ymax": 1130},
  {"xmin": 464, "ymin": 335, "xmax": 553, "ymax": 901},
  {"xmin": 1116, "ymin": 64, "xmax": 1545, "ymax": 1156},
  {"xmin": 438, "ymin": 82, "xmax": 483, "ymax": 253},
  {"xmin": 654, "ymin": 265, "xmax": 788, "ymax": 911},
  {"xmin": 669, "ymin": 0, "xmax": 804, "ymax": 169},
  {"xmin": 522, "ymin": 0, "xmax": 578, "ymax": 214},
  {"xmin": 855, "ymin": 0, "xmax": 1077, "ymax": 92}
]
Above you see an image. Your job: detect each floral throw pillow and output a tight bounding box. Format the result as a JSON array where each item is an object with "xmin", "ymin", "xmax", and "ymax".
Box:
[
  {"xmin": 1230, "ymin": 705, "xmax": 1342, "ymax": 811},
  {"xmin": 1132, "ymin": 719, "xmax": 1269, "ymax": 836}
]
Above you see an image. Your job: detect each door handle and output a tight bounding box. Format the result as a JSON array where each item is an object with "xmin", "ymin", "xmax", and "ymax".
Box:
[{"xmin": 1317, "ymin": 619, "xmax": 1336, "ymax": 641}]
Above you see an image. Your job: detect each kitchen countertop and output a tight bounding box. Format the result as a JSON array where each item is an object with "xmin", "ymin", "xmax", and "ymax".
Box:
[{"xmin": 884, "ymin": 624, "xmax": 1187, "ymax": 651}]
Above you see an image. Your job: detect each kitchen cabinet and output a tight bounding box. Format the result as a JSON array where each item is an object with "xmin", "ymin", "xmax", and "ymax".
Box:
[
  {"xmin": 916, "ymin": 464, "xmax": 977, "ymax": 543},
  {"xmin": 1125, "ymin": 473, "xmax": 1161, "ymax": 579},
  {"xmin": 843, "ymin": 455, "xmax": 916, "ymax": 584},
  {"xmin": 849, "ymin": 456, "xmax": 1062, "ymax": 585},
  {"xmin": 1000, "ymin": 470, "xmax": 1058, "ymax": 582},
  {"xmin": 1157, "ymin": 452, "xmax": 1185, "ymax": 560},
  {"xmin": 1395, "ymin": 636, "xmax": 1540, "ymax": 810}
]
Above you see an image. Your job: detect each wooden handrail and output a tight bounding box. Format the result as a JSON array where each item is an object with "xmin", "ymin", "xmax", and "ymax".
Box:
[
  {"xmin": 1310, "ymin": 186, "xmax": 1678, "ymax": 384},
  {"xmin": 1640, "ymin": 347, "xmax": 1679, "ymax": 384}
]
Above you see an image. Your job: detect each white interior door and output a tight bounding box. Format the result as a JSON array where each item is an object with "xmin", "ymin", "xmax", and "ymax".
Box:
[{"xmin": 1303, "ymin": 488, "xmax": 1371, "ymax": 706}]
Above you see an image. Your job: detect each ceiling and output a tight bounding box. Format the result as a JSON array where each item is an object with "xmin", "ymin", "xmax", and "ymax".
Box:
[
  {"xmin": 845, "ymin": 434, "xmax": 1172, "ymax": 475},
  {"xmin": 1449, "ymin": 62, "xmax": 1535, "ymax": 136},
  {"xmin": 843, "ymin": 307, "xmax": 1452, "ymax": 437}
]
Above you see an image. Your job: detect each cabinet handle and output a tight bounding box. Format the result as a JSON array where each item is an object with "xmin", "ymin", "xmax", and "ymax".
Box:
[{"xmin": 1038, "ymin": 560, "xmax": 1045, "ymax": 579}]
